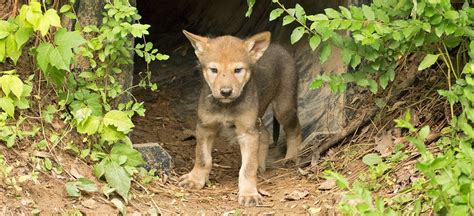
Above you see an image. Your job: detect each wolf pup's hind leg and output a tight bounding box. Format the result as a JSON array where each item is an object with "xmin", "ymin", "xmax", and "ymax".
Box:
[
  {"xmin": 272, "ymin": 59, "xmax": 301, "ymax": 165},
  {"xmin": 257, "ymin": 125, "xmax": 270, "ymax": 174}
]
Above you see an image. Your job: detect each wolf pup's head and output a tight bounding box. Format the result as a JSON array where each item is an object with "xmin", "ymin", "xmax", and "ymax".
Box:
[{"xmin": 183, "ymin": 30, "xmax": 271, "ymax": 103}]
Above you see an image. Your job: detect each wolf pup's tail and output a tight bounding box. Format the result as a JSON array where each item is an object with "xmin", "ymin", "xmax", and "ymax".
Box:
[{"xmin": 273, "ymin": 116, "xmax": 280, "ymax": 144}]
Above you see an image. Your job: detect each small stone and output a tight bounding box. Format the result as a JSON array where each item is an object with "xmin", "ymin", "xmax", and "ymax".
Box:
[
  {"xmin": 318, "ymin": 179, "xmax": 336, "ymax": 190},
  {"xmin": 284, "ymin": 189, "xmax": 309, "ymax": 201},
  {"xmin": 134, "ymin": 143, "xmax": 173, "ymax": 176},
  {"xmin": 81, "ymin": 198, "xmax": 97, "ymax": 209},
  {"xmin": 262, "ymin": 211, "xmax": 275, "ymax": 216}
]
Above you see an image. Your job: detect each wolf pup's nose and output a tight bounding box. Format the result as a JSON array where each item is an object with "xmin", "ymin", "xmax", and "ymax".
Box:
[{"xmin": 220, "ymin": 88, "xmax": 233, "ymax": 97}]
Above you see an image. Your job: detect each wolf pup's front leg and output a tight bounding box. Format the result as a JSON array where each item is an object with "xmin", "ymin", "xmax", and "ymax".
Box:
[
  {"xmin": 235, "ymin": 120, "xmax": 261, "ymax": 207},
  {"xmin": 178, "ymin": 123, "xmax": 216, "ymax": 189}
]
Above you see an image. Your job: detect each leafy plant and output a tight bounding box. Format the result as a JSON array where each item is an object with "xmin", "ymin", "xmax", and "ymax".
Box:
[
  {"xmin": 258, "ymin": 0, "xmax": 474, "ymax": 214},
  {"xmin": 0, "ymin": 0, "xmax": 167, "ymax": 205},
  {"xmin": 0, "ymin": 70, "xmax": 35, "ymax": 148}
]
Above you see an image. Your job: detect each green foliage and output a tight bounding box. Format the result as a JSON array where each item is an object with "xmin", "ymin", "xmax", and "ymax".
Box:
[
  {"xmin": 0, "ymin": 70, "xmax": 35, "ymax": 148},
  {"xmin": 246, "ymin": 0, "xmax": 256, "ymax": 17},
  {"xmin": 270, "ymin": 0, "xmax": 472, "ymax": 94},
  {"xmin": 265, "ymin": 0, "xmax": 474, "ymax": 214},
  {"xmin": 418, "ymin": 54, "xmax": 440, "ymax": 71},
  {"xmin": 0, "ymin": 0, "xmax": 166, "ymax": 205},
  {"xmin": 66, "ymin": 178, "xmax": 97, "ymax": 197}
]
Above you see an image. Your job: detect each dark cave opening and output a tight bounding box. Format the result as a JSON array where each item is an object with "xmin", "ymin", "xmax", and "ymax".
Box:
[{"xmin": 131, "ymin": 0, "xmax": 352, "ymax": 168}]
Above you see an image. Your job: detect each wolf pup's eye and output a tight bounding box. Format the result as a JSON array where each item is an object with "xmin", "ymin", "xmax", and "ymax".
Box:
[
  {"xmin": 210, "ymin": 68, "xmax": 218, "ymax": 73},
  {"xmin": 234, "ymin": 68, "xmax": 243, "ymax": 74}
]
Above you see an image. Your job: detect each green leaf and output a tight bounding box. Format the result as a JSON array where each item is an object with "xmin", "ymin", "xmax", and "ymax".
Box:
[
  {"xmin": 44, "ymin": 158, "xmax": 52, "ymax": 170},
  {"xmin": 341, "ymin": 48, "xmax": 353, "ymax": 65},
  {"xmin": 37, "ymin": 9, "xmax": 61, "ymax": 36},
  {"xmin": 101, "ymin": 125, "xmax": 126, "ymax": 141},
  {"xmin": 73, "ymin": 107, "xmax": 92, "ymax": 123},
  {"xmin": 422, "ymin": 23, "xmax": 431, "ymax": 32},
  {"xmin": 156, "ymin": 53, "xmax": 169, "ymax": 61},
  {"xmin": 295, "ymin": 4, "xmax": 306, "ymax": 23},
  {"xmin": 44, "ymin": 9, "xmax": 61, "ymax": 27},
  {"xmin": 35, "ymin": 42, "xmax": 54, "ymax": 72},
  {"xmin": 282, "ymin": 15, "xmax": 295, "ymax": 26},
  {"xmin": 44, "ymin": 66, "xmax": 66, "ymax": 86},
  {"xmin": 64, "ymin": 11, "xmax": 77, "ymax": 20},
  {"xmin": 0, "ymin": 21, "xmax": 9, "ymax": 39},
  {"xmin": 339, "ymin": 6, "xmax": 352, "ymax": 19},
  {"xmin": 93, "ymin": 158, "xmax": 107, "ymax": 178},
  {"xmin": 0, "ymin": 75, "xmax": 11, "ymax": 96},
  {"xmin": 6, "ymin": 35, "xmax": 20, "ymax": 64},
  {"xmin": 24, "ymin": 2, "xmax": 42, "ymax": 28},
  {"xmin": 368, "ymin": 79, "xmax": 378, "ymax": 94},
  {"xmin": 103, "ymin": 110, "xmax": 134, "ymax": 133},
  {"xmin": 0, "ymin": 97, "xmax": 14, "ymax": 117},
  {"xmin": 323, "ymin": 170, "xmax": 349, "ymax": 189},
  {"xmin": 307, "ymin": 14, "xmax": 328, "ymax": 21},
  {"xmin": 21, "ymin": 80, "xmax": 32, "ymax": 97},
  {"xmin": 418, "ymin": 54, "xmax": 439, "ymax": 71},
  {"xmin": 444, "ymin": 10, "xmax": 459, "ymax": 20},
  {"xmin": 65, "ymin": 182, "xmax": 81, "ymax": 197},
  {"xmin": 0, "ymin": 40, "xmax": 6, "ymax": 62},
  {"xmin": 54, "ymin": 29, "xmax": 86, "ymax": 49},
  {"xmin": 379, "ymin": 73, "xmax": 390, "ymax": 89},
  {"xmin": 111, "ymin": 144, "xmax": 145, "ymax": 167},
  {"xmin": 324, "ymin": 8, "xmax": 341, "ymax": 19},
  {"xmin": 309, "ymin": 35, "xmax": 321, "ymax": 51},
  {"xmin": 48, "ymin": 47, "xmax": 70, "ymax": 71},
  {"xmin": 145, "ymin": 42, "xmax": 153, "ymax": 52},
  {"xmin": 269, "ymin": 8, "xmax": 284, "ymax": 21},
  {"xmin": 310, "ymin": 78, "xmax": 324, "ymax": 89},
  {"xmin": 76, "ymin": 178, "xmax": 97, "ymax": 192},
  {"xmin": 77, "ymin": 115, "xmax": 101, "ymax": 135},
  {"xmin": 9, "ymin": 75, "xmax": 24, "ymax": 98},
  {"xmin": 362, "ymin": 153, "xmax": 382, "ymax": 166},
  {"xmin": 245, "ymin": 0, "xmax": 255, "ymax": 17},
  {"xmin": 111, "ymin": 198, "xmax": 126, "ymax": 215},
  {"xmin": 362, "ymin": 5, "xmax": 375, "ymax": 21},
  {"xmin": 290, "ymin": 27, "xmax": 305, "ymax": 44},
  {"xmin": 15, "ymin": 26, "xmax": 33, "ymax": 49},
  {"xmin": 104, "ymin": 160, "xmax": 131, "ymax": 200},
  {"xmin": 418, "ymin": 125, "xmax": 430, "ymax": 140},
  {"xmin": 60, "ymin": 5, "xmax": 72, "ymax": 13},
  {"xmin": 319, "ymin": 43, "xmax": 331, "ymax": 64}
]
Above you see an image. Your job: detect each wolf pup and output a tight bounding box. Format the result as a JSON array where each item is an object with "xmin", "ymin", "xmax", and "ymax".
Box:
[{"xmin": 179, "ymin": 30, "xmax": 302, "ymax": 207}]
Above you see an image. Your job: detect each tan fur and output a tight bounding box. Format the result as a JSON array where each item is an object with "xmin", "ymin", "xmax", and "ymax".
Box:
[{"xmin": 178, "ymin": 30, "xmax": 301, "ymax": 207}]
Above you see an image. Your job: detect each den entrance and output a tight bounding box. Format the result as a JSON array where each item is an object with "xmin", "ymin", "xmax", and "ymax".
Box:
[{"xmin": 129, "ymin": 0, "xmax": 355, "ymax": 214}]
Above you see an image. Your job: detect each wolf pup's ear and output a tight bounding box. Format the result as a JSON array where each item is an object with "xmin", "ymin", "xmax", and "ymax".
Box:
[
  {"xmin": 245, "ymin": 31, "xmax": 271, "ymax": 62},
  {"xmin": 183, "ymin": 30, "xmax": 208, "ymax": 57}
]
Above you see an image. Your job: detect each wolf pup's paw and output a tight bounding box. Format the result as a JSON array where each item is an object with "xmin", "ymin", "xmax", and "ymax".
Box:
[
  {"xmin": 178, "ymin": 173, "xmax": 205, "ymax": 189},
  {"xmin": 238, "ymin": 193, "xmax": 262, "ymax": 207}
]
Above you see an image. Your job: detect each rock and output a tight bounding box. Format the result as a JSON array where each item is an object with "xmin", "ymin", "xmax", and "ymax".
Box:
[
  {"xmin": 81, "ymin": 198, "xmax": 97, "ymax": 209},
  {"xmin": 318, "ymin": 179, "xmax": 336, "ymax": 190},
  {"xmin": 283, "ymin": 189, "xmax": 309, "ymax": 201},
  {"xmin": 134, "ymin": 143, "xmax": 173, "ymax": 176}
]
